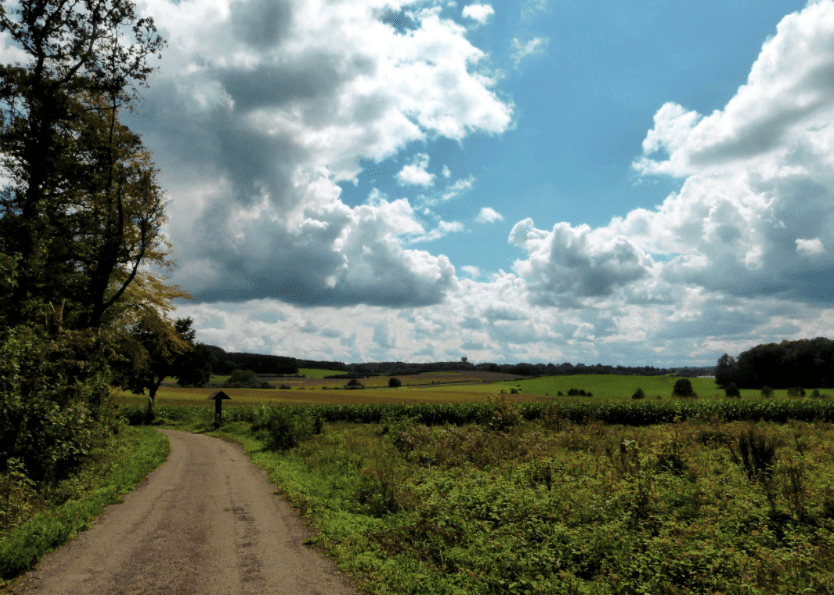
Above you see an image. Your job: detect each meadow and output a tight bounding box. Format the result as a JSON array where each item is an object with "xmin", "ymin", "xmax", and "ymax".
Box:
[{"xmin": 135, "ymin": 395, "xmax": 834, "ymax": 595}]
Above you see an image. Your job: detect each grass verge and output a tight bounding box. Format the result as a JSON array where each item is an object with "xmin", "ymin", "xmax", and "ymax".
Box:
[{"xmin": 0, "ymin": 426, "xmax": 170, "ymax": 588}]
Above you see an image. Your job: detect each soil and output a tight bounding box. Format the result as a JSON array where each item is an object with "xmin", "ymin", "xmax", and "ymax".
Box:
[{"xmin": 11, "ymin": 430, "xmax": 360, "ymax": 595}]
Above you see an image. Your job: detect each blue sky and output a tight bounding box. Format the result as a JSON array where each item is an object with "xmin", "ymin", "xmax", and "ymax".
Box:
[{"xmin": 5, "ymin": 0, "xmax": 830, "ymax": 366}]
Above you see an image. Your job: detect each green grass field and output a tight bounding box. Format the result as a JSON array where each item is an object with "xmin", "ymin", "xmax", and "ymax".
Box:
[{"xmin": 488, "ymin": 374, "xmax": 739, "ymax": 398}]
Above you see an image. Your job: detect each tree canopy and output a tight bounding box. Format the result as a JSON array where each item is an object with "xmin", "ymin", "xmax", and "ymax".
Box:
[
  {"xmin": 0, "ymin": 0, "xmax": 167, "ymax": 330},
  {"xmin": 716, "ymin": 337, "xmax": 834, "ymax": 389}
]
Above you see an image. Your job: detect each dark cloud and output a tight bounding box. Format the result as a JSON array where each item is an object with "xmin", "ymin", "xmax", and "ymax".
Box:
[
  {"xmin": 231, "ymin": 0, "xmax": 293, "ymax": 48},
  {"xmin": 218, "ymin": 53, "xmax": 344, "ymax": 113}
]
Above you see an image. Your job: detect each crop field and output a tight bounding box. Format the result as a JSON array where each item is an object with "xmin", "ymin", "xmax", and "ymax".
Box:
[{"xmin": 487, "ymin": 374, "xmax": 731, "ymax": 399}]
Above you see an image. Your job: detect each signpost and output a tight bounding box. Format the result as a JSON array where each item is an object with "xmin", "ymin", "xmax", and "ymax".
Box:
[{"xmin": 208, "ymin": 391, "xmax": 231, "ymax": 428}]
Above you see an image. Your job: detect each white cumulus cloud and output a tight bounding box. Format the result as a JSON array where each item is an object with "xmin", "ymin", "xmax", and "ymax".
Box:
[
  {"xmin": 797, "ymin": 238, "xmax": 825, "ymax": 255},
  {"xmin": 396, "ymin": 153, "xmax": 436, "ymax": 187},
  {"xmin": 462, "ymin": 4, "xmax": 494, "ymax": 24},
  {"xmin": 476, "ymin": 207, "xmax": 503, "ymax": 223}
]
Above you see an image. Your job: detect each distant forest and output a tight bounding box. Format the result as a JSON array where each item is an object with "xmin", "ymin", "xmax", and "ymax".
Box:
[
  {"xmin": 716, "ymin": 337, "xmax": 834, "ymax": 388},
  {"xmin": 205, "ymin": 345, "xmax": 713, "ymax": 377}
]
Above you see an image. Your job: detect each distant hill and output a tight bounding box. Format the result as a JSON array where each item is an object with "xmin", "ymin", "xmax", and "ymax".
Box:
[{"xmin": 205, "ymin": 345, "xmax": 713, "ymax": 377}]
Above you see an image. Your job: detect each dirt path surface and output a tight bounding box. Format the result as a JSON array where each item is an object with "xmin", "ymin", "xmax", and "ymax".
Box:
[{"xmin": 15, "ymin": 430, "xmax": 360, "ymax": 595}]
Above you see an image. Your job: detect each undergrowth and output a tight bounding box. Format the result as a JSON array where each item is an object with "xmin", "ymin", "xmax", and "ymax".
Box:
[{"xmin": 204, "ymin": 399, "xmax": 834, "ymax": 595}]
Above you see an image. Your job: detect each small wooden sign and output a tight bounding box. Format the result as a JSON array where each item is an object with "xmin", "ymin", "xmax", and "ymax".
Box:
[{"xmin": 208, "ymin": 391, "xmax": 231, "ymax": 428}]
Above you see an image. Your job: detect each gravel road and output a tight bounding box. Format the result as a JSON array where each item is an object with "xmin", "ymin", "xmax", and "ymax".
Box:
[{"xmin": 14, "ymin": 430, "xmax": 360, "ymax": 595}]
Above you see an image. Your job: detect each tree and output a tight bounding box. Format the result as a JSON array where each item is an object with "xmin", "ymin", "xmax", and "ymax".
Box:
[
  {"xmin": 715, "ymin": 353, "xmax": 738, "ymax": 388},
  {"xmin": 388, "ymin": 377, "xmax": 402, "ymax": 388},
  {"xmin": 117, "ymin": 315, "xmax": 207, "ymax": 420},
  {"xmin": 672, "ymin": 378, "xmax": 696, "ymax": 398},
  {"xmin": 0, "ymin": 0, "xmax": 166, "ymax": 330}
]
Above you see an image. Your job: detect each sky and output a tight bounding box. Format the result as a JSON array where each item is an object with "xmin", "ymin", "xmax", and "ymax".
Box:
[{"xmin": 5, "ymin": 0, "xmax": 834, "ymax": 367}]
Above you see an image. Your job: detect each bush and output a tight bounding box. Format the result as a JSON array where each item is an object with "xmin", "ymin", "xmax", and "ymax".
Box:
[
  {"xmin": 632, "ymin": 388, "xmax": 645, "ymax": 399},
  {"xmin": 724, "ymin": 383, "xmax": 741, "ymax": 398},
  {"xmin": 251, "ymin": 406, "xmax": 321, "ymax": 451},
  {"xmin": 229, "ymin": 369, "xmax": 258, "ymax": 384},
  {"xmin": 486, "ymin": 394, "xmax": 521, "ymax": 432},
  {"xmin": 672, "ymin": 378, "xmax": 696, "ymax": 398},
  {"xmin": 388, "ymin": 377, "xmax": 402, "ymax": 388},
  {"xmin": 0, "ymin": 326, "xmax": 115, "ymax": 482},
  {"xmin": 787, "ymin": 386, "xmax": 806, "ymax": 397},
  {"xmin": 345, "ymin": 378, "xmax": 364, "ymax": 389},
  {"xmin": 761, "ymin": 386, "xmax": 774, "ymax": 398}
]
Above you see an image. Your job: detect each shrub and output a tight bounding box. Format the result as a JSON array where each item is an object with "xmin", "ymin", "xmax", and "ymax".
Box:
[
  {"xmin": 388, "ymin": 377, "xmax": 402, "ymax": 388},
  {"xmin": 761, "ymin": 385, "xmax": 774, "ymax": 398},
  {"xmin": 724, "ymin": 383, "xmax": 741, "ymax": 398},
  {"xmin": 345, "ymin": 378, "xmax": 364, "ymax": 389},
  {"xmin": 279, "ymin": 384, "xmax": 291, "ymax": 390},
  {"xmin": 259, "ymin": 381, "xmax": 274, "ymax": 389},
  {"xmin": 632, "ymin": 388, "xmax": 645, "ymax": 399},
  {"xmin": 510, "ymin": 388, "xmax": 519, "ymax": 394},
  {"xmin": 486, "ymin": 394, "xmax": 521, "ymax": 433},
  {"xmin": 229, "ymin": 369, "xmax": 258, "ymax": 384},
  {"xmin": 787, "ymin": 386, "xmax": 806, "ymax": 397},
  {"xmin": 0, "ymin": 326, "xmax": 114, "ymax": 482},
  {"xmin": 557, "ymin": 391, "xmax": 563, "ymax": 396},
  {"xmin": 672, "ymin": 378, "xmax": 696, "ymax": 398},
  {"xmin": 252, "ymin": 406, "xmax": 317, "ymax": 451}
]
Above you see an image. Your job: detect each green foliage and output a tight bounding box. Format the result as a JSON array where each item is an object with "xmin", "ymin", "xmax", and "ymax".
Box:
[
  {"xmin": 732, "ymin": 425, "xmax": 779, "ymax": 480},
  {"xmin": 220, "ymin": 418, "xmax": 834, "ymax": 595},
  {"xmin": 388, "ymin": 377, "xmax": 403, "ymax": 388},
  {"xmin": 632, "ymin": 387, "xmax": 645, "ymax": 399},
  {"xmin": 251, "ymin": 405, "xmax": 322, "ymax": 451},
  {"xmin": 672, "ymin": 377, "xmax": 696, "ymax": 397},
  {"xmin": 0, "ymin": 459, "xmax": 36, "ymax": 532},
  {"xmin": 724, "ymin": 382, "xmax": 741, "ymax": 397},
  {"xmin": 345, "ymin": 378, "xmax": 365, "ymax": 389},
  {"xmin": 230, "ymin": 369, "xmax": 258, "ymax": 384},
  {"xmin": 787, "ymin": 386, "xmax": 806, "ymax": 397},
  {"xmin": 762, "ymin": 385, "xmax": 775, "ymax": 398},
  {"xmin": 0, "ymin": 326, "xmax": 118, "ymax": 482},
  {"xmin": 486, "ymin": 393, "xmax": 522, "ymax": 432}
]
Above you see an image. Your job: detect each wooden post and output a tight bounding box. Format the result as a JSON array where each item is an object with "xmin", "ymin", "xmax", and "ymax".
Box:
[{"xmin": 208, "ymin": 391, "xmax": 231, "ymax": 429}]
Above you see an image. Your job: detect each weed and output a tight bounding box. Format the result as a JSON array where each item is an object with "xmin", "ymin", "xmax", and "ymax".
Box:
[
  {"xmin": 780, "ymin": 458, "xmax": 808, "ymax": 519},
  {"xmin": 732, "ymin": 425, "xmax": 778, "ymax": 480}
]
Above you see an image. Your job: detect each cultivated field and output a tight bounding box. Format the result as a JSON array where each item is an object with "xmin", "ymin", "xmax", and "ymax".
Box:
[{"xmin": 134, "ymin": 372, "xmax": 813, "ymax": 409}]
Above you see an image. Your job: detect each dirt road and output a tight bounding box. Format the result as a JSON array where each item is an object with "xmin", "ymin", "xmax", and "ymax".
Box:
[{"xmin": 15, "ymin": 430, "xmax": 360, "ymax": 595}]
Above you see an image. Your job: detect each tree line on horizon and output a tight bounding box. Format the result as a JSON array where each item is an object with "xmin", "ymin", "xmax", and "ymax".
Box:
[
  {"xmin": 206, "ymin": 345, "xmax": 714, "ymax": 378},
  {"xmin": 716, "ymin": 337, "xmax": 834, "ymax": 389}
]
